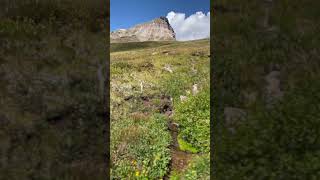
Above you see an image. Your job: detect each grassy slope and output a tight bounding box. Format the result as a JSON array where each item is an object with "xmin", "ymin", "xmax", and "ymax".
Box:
[
  {"xmin": 213, "ymin": 0, "xmax": 320, "ymax": 179},
  {"xmin": 0, "ymin": 1, "xmax": 107, "ymax": 179},
  {"xmin": 111, "ymin": 39, "xmax": 210, "ymax": 179}
]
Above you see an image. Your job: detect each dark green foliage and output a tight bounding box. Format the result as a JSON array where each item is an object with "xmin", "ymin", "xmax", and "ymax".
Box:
[
  {"xmin": 111, "ymin": 39, "xmax": 210, "ymax": 178},
  {"xmin": 215, "ymin": 78, "xmax": 320, "ymax": 179},
  {"xmin": 0, "ymin": 1, "xmax": 108, "ymax": 179},
  {"xmin": 111, "ymin": 114, "xmax": 171, "ymax": 179},
  {"xmin": 170, "ymin": 153, "xmax": 210, "ymax": 180},
  {"xmin": 178, "ymin": 135, "xmax": 199, "ymax": 153},
  {"xmin": 214, "ymin": 0, "xmax": 320, "ymax": 179},
  {"xmin": 175, "ymin": 88, "xmax": 210, "ymax": 153}
]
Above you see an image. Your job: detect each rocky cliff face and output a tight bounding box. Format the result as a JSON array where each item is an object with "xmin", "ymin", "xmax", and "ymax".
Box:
[{"xmin": 111, "ymin": 17, "xmax": 176, "ymax": 43}]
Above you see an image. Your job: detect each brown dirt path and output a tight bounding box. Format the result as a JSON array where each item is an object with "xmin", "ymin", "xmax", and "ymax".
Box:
[{"xmin": 163, "ymin": 120, "xmax": 195, "ymax": 179}]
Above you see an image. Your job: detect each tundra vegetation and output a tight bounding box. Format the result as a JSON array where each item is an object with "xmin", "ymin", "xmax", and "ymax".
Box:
[
  {"xmin": 0, "ymin": 1, "xmax": 107, "ymax": 179},
  {"xmin": 213, "ymin": 0, "xmax": 320, "ymax": 179},
  {"xmin": 111, "ymin": 39, "xmax": 210, "ymax": 179}
]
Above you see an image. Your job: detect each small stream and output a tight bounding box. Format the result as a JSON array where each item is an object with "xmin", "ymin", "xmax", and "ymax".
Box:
[{"xmin": 163, "ymin": 120, "xmax": 194, "ymax": 179}]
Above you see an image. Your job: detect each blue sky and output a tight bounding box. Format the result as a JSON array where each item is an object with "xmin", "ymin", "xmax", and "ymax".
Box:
[{"xmin": 111, "ymin": 0, "xmax": 210, "ymax": 31}]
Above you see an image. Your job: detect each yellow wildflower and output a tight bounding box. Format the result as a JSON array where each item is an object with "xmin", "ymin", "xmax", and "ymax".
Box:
[{"xmin": 135, "ymin": 171, "xmax": 140, "ymax": 176}]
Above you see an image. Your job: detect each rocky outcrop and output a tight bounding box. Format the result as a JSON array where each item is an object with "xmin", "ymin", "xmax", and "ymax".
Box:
[
  {"xmin": 111, "ymin": 17, "xmax": 176, "ymax": 43},
  {"xmin": 265, "ymin": 70, "xmax": 283, "ymax": 106}
]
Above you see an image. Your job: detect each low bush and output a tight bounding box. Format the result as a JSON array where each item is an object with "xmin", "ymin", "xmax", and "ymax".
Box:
[
  {"xmin": 214, "ymin": 77, "xmax": 320, "ymax": 179},
  {"xmin": 174, "ymin": 87, "xmax": 210, "ymax": 153},
  {"xmin": 111, "ymin": 114, "xmax": 171, "ymax": 179},
  {"xmin": 170, "ymin": 153, "xmax": 210, "ymax": 180}
]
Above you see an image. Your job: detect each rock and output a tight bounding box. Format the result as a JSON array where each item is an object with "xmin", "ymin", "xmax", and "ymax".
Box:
[
  {"xmin": 110, "ymin": 17, "xmax": 176, "ymax": 43},
  {"xmin": 180, "ymin": 95, "xmax": 187, "ymax": 102},
  {"xmin": 163, "ymin": 64, "xmax": 173, "ymax": 73},
  {"xmin": 224, "ymin": 107, "xmax": 247, "ymax": 133},
  {"xmin": 192, "ymin": 84, "xmax": 199, "ymax": 95},
  {"xmin": 265, "ymin": 70, "xmax": 283, "ymax": 104}
]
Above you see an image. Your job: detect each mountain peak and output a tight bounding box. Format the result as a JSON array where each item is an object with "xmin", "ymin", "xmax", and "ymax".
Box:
[{"xmin": 111, "ymin": 17, "xmax": 176, "ymax": 43}]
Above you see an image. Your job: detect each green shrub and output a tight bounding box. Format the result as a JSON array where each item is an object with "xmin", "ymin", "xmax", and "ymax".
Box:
[
  {"xmin": 161, "ymin": 74, "xmax": 190, "ymax": 99},
  {"xmin": 214, "ymin": 77, "xmax": 320, "ymax": 179},
  {"xmin": 177, "ymin": 134, "xmax": 199, "ymax": 153},
  {"xmin": 170, "ymin": 153, "xmax": 210, "ymax": 180},
  {"xmin": 111, "ymin": 114, "xmax": 171, "ymax": 179},
  {"xmin": 174, "ymin": 87, "xmax": 210, "ymax": 153}
]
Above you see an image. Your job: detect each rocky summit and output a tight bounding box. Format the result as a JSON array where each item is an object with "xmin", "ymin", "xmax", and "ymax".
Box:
[{"xmin": 111, "ymin": 17, "xmax": 176, "ymax": 43}]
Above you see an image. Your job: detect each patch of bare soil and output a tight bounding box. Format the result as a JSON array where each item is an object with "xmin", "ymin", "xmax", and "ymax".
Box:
[
  {"xmin": 164, "ymin": 120, "xmax": 195, "ymax": 179},
  {"xmin": 169, "ymin": 146, "xmax": 194, "ymax": 172}
]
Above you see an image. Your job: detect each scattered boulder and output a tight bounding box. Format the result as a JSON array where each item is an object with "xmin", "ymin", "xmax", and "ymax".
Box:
[
  {"xmin": 265, "ymin": 70, "xmax": 283, "ymax": 105},
  {"xmin": 180, "ymin": 95, "xmax": 187, "ymax": 102},
  {"xmin": 163, "ymin": 64, "xmax": 173, "ymax": 73},
  {"xmin": 192, "ymin": 84, "xmax": 199, "ymax": 95}
]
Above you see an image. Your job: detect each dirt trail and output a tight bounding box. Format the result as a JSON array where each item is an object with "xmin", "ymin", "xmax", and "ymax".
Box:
[
  {"xmin": 142, "ymin": 95, "xmax": 194, "ymax": 179},
  {"xmin": 163, "ymin": 120, "xmax": 194, "ymax": 179}
]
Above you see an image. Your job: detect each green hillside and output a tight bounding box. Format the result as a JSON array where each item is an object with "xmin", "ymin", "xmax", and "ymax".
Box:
[
  {"xmin": 213, "ymin": 0, "xmax": 320, "ymax": 179},
  {"xmin": 111, "ymin": 39, "xmax": 210, "ymax": 179},
  {"xmin": 0, "ymin": 1, "xmax": 107, "ymax": 179}
]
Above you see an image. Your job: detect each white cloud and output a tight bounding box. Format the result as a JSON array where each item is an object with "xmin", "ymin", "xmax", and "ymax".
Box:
[{"xmin": 166, "ymin": 11, "xmax": 210, "ymax": 41}]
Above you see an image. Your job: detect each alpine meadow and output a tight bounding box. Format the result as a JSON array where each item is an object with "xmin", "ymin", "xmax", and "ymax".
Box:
[{"xmin": 110, "ymin": 7, "xmax": 210, "ymax": 178}]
